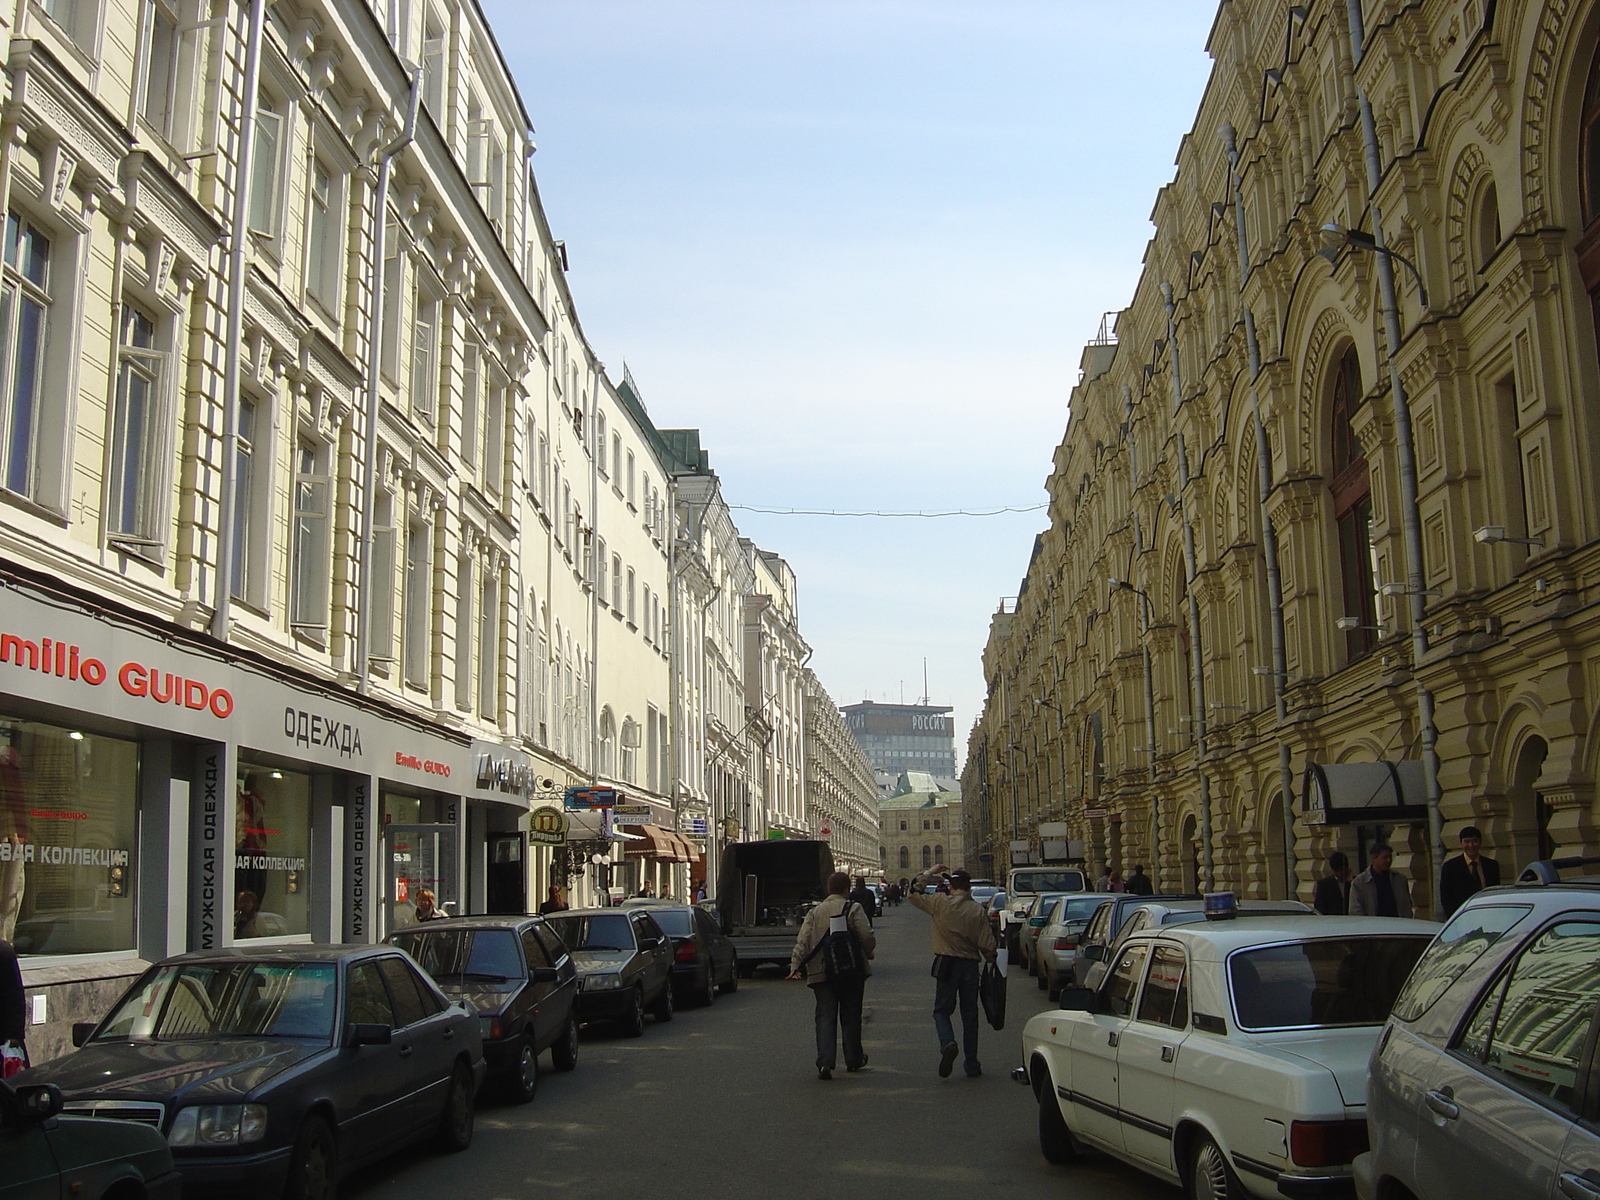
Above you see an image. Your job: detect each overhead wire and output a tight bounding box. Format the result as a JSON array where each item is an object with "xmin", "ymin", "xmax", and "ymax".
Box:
[{"xmin": 728, "ymin": 504, "xmax": 1047, "ymax": 518}]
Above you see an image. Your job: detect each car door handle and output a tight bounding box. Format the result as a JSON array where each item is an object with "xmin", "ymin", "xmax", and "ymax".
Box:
[
  {"xmin": 1160, "ymin": 1045, "xmax": 1175, "ymax": 1063},
  {"xmin": 1560, "ymin": 1174, "xmax": 1600, "ymax": 1200},
  {"xmin": 442, "ymin": 1027, "xmax": 455, "ymax": 1041},
  {"xmin": 1424, "ymin": 1089, "xmax": 1458, "ymax": 1120},
  {"xmin": 398, "ymin": 1044, "xmax": 413, "ymax": 1058},
  {"xmin": 1107, "ymin": 1031, "xmax": 1120, "ymax": 1048}
]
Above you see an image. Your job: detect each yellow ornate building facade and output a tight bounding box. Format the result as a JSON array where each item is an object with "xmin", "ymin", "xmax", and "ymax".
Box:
[{"xmin": 966, "ymin": 0, "xmax": 1600, "ymax": 914}]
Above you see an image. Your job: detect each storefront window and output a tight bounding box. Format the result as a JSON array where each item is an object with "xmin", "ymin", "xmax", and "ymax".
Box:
[
  {"xmin": 0, "ymin": 720, "xmax": 138, "ymax": 958},
  {"xmin": 235, "ymin": 763, "xmax": 312, "ymax": 939}
]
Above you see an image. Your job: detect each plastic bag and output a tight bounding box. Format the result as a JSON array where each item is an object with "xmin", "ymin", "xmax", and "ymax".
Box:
[{"xmin": 1, "ymin": 1043, "xmax": 28, "ymax": 1079}]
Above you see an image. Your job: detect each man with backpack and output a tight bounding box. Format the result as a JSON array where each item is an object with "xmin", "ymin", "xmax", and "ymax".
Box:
[
  {"xmin": 909, "ymin": 864, "xmax": 996, "ymax": 1079},
  {"xmin": 788, "ymin": 871, "xmax": 876, "ymax": 1079}
]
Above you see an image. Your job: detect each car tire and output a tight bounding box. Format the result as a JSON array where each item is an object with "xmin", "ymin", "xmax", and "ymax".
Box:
[
  {"xmin": 620, "ymin": 987, "xmax": 647, "ymax": 1038},
  {"xmin": 697, "ymin": 964, "xmax": 717, "ymax": 1007},
  {"xmin": 1047, "ymin": 972, "xmax": 1062, "ymax": 1002},
  {"xmin": 1033, "ymin": 1065, "xmax": 1078, "ymax": 1165},
  {"xmin": 550, "ymin": 1016, "xmax": 579, "ymax": 1072},
  {"xmin": 434, "ymin": 1063, "xmax": 475, "ymax": 1153},
  {"xmin": 1037, "ymin": 965, "xmax": 1048, "ymax": 991},
  {"xmin": 1188, "ymin": 1133, "xmax": 1244, "ymax": 1200},
  {"xmin": 283, "ymin": 1115, "xmax": 338, "ymax": 1200},
  {"xmin": 505, "ymin": 1035, "xmax": 539, "ymax": 1104},
  {"xmin": 719, "ymin": 958, "xmax": 739, "ymax": 993},
  {"xmin": 651, "ymin": 979, "xmax": 675, "ymax": 1023}
]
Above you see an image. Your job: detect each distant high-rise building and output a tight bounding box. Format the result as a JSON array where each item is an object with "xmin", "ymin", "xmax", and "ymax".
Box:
[{"xmin": 841, "ymin": 701, "xmax": 957, "ymax": 782}]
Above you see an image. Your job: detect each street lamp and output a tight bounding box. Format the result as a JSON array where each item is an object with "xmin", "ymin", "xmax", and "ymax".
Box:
[
  {"xmin": 1473, "ymin": 525, "xmax": 1544, "ymax": 547},
  {"xmin": 1317, "ymin": 223, "xmax": 1431, "ymax": 311}
]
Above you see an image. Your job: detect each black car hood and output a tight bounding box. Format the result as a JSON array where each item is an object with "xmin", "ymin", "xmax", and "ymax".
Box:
[
  {"xmin": 40, "ymin": 1039, "xmax": 325, "ymax": 1103},
  {"xmin": 433, "ymin": 982, "xmax": 520, "ymax": 1013},
  {"xmin": 570, "ymin": 950, "xmax": 631, "ymax": 973}
]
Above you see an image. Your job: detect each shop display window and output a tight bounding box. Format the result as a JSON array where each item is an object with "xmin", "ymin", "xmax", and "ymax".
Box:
[
  {"xmin": 0, "ymin": 720, "xmax": 138, "ymax": 958},
  {"xmin": 235, "ymin": 763, "xmax": 312, "ymax": 939}
]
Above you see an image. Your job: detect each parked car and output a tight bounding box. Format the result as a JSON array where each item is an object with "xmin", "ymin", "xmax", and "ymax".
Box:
[
  {"xmin": 1032, "ymin": 893, "xmax": 1115, "ymax": 998},
  {"xmin": 386, "ymin": 915, "xmax": 578, "ymax": 1103},
  {"xmin": 986, "ymin": 891, "xmax": 1008, "ymax": 942},
  {"xmin": 1069, "ymin": 893, "xmax": 1200, "ymax": 987},
  {"xmin": 1018, "ymin": 915, "xmax": 1437, "ymax": 1198},
  {"xmin": 1076, "ymin": 897, "xmax": 1317, "ymax": 993},
  {"xmin": 969, "ymin": 882, "xmax": 1002, "ymax": 909},
  {"xmin": 640, "ymin": 903, "xmax": 739, "ymax": 1005},
  {"xmin": 542, "ymin": 908, "xmax": 676, "ymax": 1036},
  {"xmin": 2, "ymin": 1075, "xmax": 182, "ymax": 1200},
  {"xmin": 1018, "ymin": 893, "xmax": 1077, "ymax": 972},
  {"xmin": 1356, "ymin": 861, "xmax": 1600, "ymax": 1200},
  {"xmin": 21, "ymin": 945, "xmax": 485, "ymax": 1200},
  {"xmin": 1002, "ymin": 866, "xmax": 1090, "ymax": 953}
]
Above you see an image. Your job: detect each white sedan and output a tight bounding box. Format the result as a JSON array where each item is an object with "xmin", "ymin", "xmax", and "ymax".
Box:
[{"xmin": 1018, "ymin": 915, "xmax": 1438, "ymax": 1199}]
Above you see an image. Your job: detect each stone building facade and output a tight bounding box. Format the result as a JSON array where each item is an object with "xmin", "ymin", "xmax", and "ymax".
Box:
[
  {"xmin": 800, "ymin": 667, "xmax": 880, "ymax": 877},
  {"xmin": 966, "ymin": 0, "xmax": 1600, "ymax": 914}
]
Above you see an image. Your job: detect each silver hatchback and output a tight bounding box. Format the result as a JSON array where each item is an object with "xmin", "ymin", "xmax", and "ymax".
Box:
[{"xmin": 1033, "ymin": 893, "xmax": 1113, "ymax": 999}]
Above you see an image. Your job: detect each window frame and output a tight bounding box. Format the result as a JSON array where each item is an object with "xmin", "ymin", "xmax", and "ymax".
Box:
[{"xmin": 105, "ymin": 299, "xmax": 171, "ymax": 557}]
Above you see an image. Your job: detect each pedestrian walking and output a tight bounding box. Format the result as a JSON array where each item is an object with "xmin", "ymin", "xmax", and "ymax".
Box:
[
  {"xmin": 1124, "ymin": 865, "xmax": 1154, "ymax": 895},
  {"xmin": 0, "ymin": 936, "xmax": 25, "ymax": 1078},
  {"xmin": 1094, "ymin": 868, "xmax": 1111, "ymax": 892},
  {"xmin": 1107, "ymin": 869, "xmax": 1126, "ymax": 893},
  {"xmin": 1440, "ymin": 826, "xmax": 1502, "ymax": 917},
  {"xmin": 1312, "ymin": 852, "xmax": 1352, "ymax": 915},
  {"xmin": 788, "ymin": 871, "xmax": 875, "ymax": 1080},
  {"xmin": 538, "ymin": 884, "xmax": 568, "ymax": 914},
  {"xmin": 909, "ymin": 864, "xmax": 996, "ymax": 1079},
  {"xmin": 411, "ymin": 888, "xmax": 444, "ymax": 922},
  {"xmin": 849, "ymin": 876, "xmax": 879, "ymax": 924},
  {"xmin": 1349, "ymin": 843, "xmax": 1413, "ymax": 918}
]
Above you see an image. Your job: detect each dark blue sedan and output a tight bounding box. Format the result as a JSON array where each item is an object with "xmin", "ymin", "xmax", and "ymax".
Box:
[{"xmin": 20, "ymin": 945, "xmax": 485, "ymax": 1200}]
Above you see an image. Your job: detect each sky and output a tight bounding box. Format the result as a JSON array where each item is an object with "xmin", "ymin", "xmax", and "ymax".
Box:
[{"xmin": 483, "ymin": 0, "xmax": 1218, "ymax": 764}]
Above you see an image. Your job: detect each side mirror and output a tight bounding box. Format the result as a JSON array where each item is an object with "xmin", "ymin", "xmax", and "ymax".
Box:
[
  {"xmin": 530, "ymin": 967, "xmax": 559, "ymax": 983},
  {"xmin": 1084, "ymin": 945, "xmax": 1106, "ymax": 962},
  {"xmin": 15, "ymin": 1084, "xmax": 64, "ymax": 1122},
  {"xmin": 71, "ymin": 1022, "xmax": 99, "ymax": 1048},
  {"xmin": 348, "ymin": 1023, "xmax": 393, "ymax": 1047},
  {"xmin": 1057, "ymin": 987, "xmax": 1095, "ymax": 1012}
]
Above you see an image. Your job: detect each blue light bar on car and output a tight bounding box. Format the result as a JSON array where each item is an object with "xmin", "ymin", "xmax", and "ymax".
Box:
[{"xmin": 1203, "ymin": 892, "xmax": 1238, "ymax": 920}]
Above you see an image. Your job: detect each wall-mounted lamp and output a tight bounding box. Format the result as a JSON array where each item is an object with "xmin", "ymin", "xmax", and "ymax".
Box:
[
  {"xmin": 1473, "ymin": 525, "xmax": 1544, "ymax": 547},
  {"xmin": 1379, "ymin": 581, "xmax": 1442, "ymax": 598},
  {"xmin": 1335, "ymin": 616, "xmax": 1390, "ymax": 633},
  {"xmin": 1317, "ymin": 222, "xmax": 1431, "ymax": 308},
  {"xmin": 1252, "ymin": 666, "xmax": 1288, "ymax": 678}
]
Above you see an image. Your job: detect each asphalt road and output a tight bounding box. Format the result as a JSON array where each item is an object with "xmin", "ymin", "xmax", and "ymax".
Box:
[{"xmin": 343, "ymin": 903, "xmax": 1178, "ymax": 1200}]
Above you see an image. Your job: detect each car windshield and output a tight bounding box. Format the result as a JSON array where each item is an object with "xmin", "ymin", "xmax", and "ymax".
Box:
[
  {"xmin": 389, "ymin": 928, "xmax": 523, "ymax": 981},
  {"xmin": 546, "ymin": 913, "xmax": 633, "ymax": 952},
  {"xmin": 646, "ymin": 910, "xmax": 695, "ymax": 937},
  {"xmin": 1012, "ymin": 871, "xmax": 1086, "ymax": 894},
  {"xmin": 1030, "ymin": 893, "xmax": 1070, "ymax": 916},
  {"xmin": 1057, "ymin": 896, "xmax": 1112, "ymax": 923},
  {"xmin": 1229, "ymin": 937, "xmax": 1432, "ymax": 1030},
  {"xmin": 970, "ymin": 887, "xmax": 1000, "ymax": 903},
  {"xmin": 1390, "ymin": 904, "xmax": 1533, "ymax": 1021},
  {"xmin": 96, "ymin": 962, "xmax": 337, "ymax": 1042}
]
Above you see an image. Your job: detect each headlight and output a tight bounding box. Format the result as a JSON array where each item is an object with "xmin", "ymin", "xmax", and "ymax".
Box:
[
  {"xmin": 584, "ymin": 973, "xmax": 623, "ymax": 990},
  {"xmin": 168, "ymin": 1104, "xmax": 268, "ymax": 1147}
]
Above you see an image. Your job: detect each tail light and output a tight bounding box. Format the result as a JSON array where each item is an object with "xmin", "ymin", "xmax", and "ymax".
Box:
[
  {"xmin": 674, "ymin": 940, "xmax": 699, "ymax": 963},
  {"xmin": 1052, "ymin": 937, "xmax": 1077, "ymax": 951},
  {"xmin": 1289, "ymin": 1119, "xmax": 1369, "ymax": 1167}
]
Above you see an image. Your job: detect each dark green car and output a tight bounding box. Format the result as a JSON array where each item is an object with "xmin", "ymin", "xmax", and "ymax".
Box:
[{"xmin": 1, "ymin": 1076, "xmax": 180, "ymax": 1200}]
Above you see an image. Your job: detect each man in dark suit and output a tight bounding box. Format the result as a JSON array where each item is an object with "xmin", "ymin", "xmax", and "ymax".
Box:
[
  {"xmin": 1313, "ymin": 851, "xmax": 1352, "ymax": 915},
  {"xmin": 1440, "ymin": 826, "xmax": 1501, "ymax": 917},
  {"xmin": 849, "ymin": 876, "xmax": 879, "ymax": 925}
]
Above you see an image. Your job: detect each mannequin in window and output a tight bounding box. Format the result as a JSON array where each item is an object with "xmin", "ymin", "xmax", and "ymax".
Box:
[{"xmin": 0, "ymin": 745, "xmax": 25, "ymax": 943}]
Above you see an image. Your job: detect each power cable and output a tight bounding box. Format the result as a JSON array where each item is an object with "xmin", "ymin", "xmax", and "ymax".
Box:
[{"xmin": 728, "ymin": 503, "xmax": 1047, "ymax": 518}]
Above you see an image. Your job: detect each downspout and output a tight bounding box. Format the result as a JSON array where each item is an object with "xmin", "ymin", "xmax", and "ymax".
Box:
[
  {"xmin": 354, "ymin": 68, "xmax": 423, "ymax": 691},
  {"xmin": 1162, "ymin": 282, "xmax": 1214, "ymax": 891},
  {"xmin": 1344, "ymin": 0, "xmax": 1445, "ymax": 913},
  {"xmin": 211, "ymin": 0, "xmax": 267, "ymax": 640},
  {"xmin": 1123, "ymin": 386, "xmax": 1161, "ymax": 863},
  {"xmin": 1222, "ymin": 123, "xmax": 1299, "ymax": 899}
]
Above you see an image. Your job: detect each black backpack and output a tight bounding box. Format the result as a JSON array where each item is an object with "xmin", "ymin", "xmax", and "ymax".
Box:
[{"xmin": 804, "ymin": 900, "xmax": 865, "ymax": 983}]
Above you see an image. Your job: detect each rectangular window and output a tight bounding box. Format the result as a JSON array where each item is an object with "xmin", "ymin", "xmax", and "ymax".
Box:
[
  {"xmin": 483, "ymin": 379, "xmax": 504, "ymax": 495},
  {"xmin": 305, "ymin": 158, "xmax": 343, "ymax": 311},
  {"xmin": 596, "ymin": 537, "xmax": 608, "ymax": 604},
  {"xmin": 230, "ymin": 398, "xmax": 258, "ymax": 601},
  {"xmin": 477, "ymin": 572, "xmax": 498, "ymax": 719},
  {"xmin": 108, "ymin": 303, "xmax": 164, "ymax": 549},
  {"xmin": 460, "ymin": 342, "xmax": 480, "ymax": 480},
  {"xmin": 626, "ymin": 450, "xmax": 635, "ymax": 506},
  {"xmin": 537, "ymin": 433, "xmax": 550, "ymax": 506},
  {"xmin": 235, "ymin": 762, "xmax": 312, "ymax": 939},
  {"xmin": 611, "ymin": 433, "xmax": 621, "ymax": 483},
  {"xmin": 611, "ymin": 554, "xmax": 622, "ymax": 609},
  {"xmin": 410, "ymin": 281, "xmax": 438, "ymax": 419},
  {"xmin": 0, "ymin": 213, "xmax": 52, "ymax": 499},
  {"xmin": 379, "ymin": 225, "xmax": 403, "ymax": 382},
  {"xmin": 627, "ymin": 567, "xmax": 637, "ymax": 625},
  {"xmin": 137, "ymin": 0, "xmax": 203, "ymax": 149},
  {"xmin": 248, "ymin": 95, "xmax": 285, "ymax": 239},
  {"xmin": 421, "ymin": 17, "xmax": 445, "ymax": 118},
  {"xmin": 455, "ymin": 552, "xmax": 474, "ymax": 711},
  {"xmin": 596, "ymin": 413, "xmax": 608, "ymax": 476},
  {"xmin": 369, "ymin": 489, "xmax": 397, "ymax": 668},
  {"xmin": 290, "ymin": 439, "xmax": 330, "ymax": 633},
  {"xmin": 403, "ymin": 519, "xmax": 431, "ymax": 686}
]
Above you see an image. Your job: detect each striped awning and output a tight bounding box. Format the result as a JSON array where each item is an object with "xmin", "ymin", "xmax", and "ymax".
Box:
[{"xmin": 620, "ymin": 824, "xmax": 694, "ymax": 862}]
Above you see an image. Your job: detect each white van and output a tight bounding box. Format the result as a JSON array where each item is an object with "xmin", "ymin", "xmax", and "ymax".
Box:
[{"xmin": 1001, "ymin": 866, "xmax": 1088, "ymax": 951}]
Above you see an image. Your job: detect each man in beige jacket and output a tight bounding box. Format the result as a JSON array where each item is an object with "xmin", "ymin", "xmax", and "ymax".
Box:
[
  {"xmin": 789, "ymin": 871, "xmax": 876, "ymax": 1079},
  {"xmin": 910, "ymin": 864, "xmax": 996, "ymax": 1078}
]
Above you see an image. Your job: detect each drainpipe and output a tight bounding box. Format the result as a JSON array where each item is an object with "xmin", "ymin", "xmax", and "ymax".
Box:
[
  {"xmin": 211, "ymin": 0, "xmax": 267, "ymax": 640},
  {"xmin": 1344, "ymin": 0, "xmax": 1446, "ymax": 914},
  {"xmin": 1162, "ymin": 282, "xmax": 1214, "ymax": 891},
  {"xmin": 354, "ymin": 69, "xmax": 423, "ymax": 692},
  {"xmin": 1222, "ymin": 123, "xmax": 1299, "ymax": 899},
  {"xmin": 1122, "ymin": 386, "xmax": 1162, "ymax": 863}
]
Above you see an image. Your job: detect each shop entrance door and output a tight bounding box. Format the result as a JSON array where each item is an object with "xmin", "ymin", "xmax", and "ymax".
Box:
[
  {"xmin": 385, "ymin": 824, "xmax": 459, "ymax": 932},
  {"xmin": 486, "ymin": 834, "xmax": 526, "ymax": 915}
]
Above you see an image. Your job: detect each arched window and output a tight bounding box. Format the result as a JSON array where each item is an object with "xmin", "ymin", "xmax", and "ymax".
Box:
[
  {"xmin": 1330, "ymin": 348, "xmax": 1379, "ymax": 660},
  {"xmin": 1474, "ymin": 179, "xmax": 1501, "ymax": 271},
  {"xmin": 899, "ymin": 846, "xmax": 910, "ymax": 869},
  {"xmin": 598, "ymin": 707, "xmax": 616, "ymax": 777},
  {"xmin": 934, "ymin": 844, "xmax": 944, "ymax": 863},
  {"xmin": 921, "ymin": 845, "xmax": 932, "ymax": 869},
  {"xmin": 1579, "ymin": 48, "xmax": 1600, "ymax": 347}
]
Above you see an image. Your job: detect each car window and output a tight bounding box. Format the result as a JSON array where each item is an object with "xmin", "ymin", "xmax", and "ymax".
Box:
[
  {"xmin": 546, "ymin": 913, "xmax": 634, "ymax": 951},
  {"xmin": 1062, "ymin": 896, "xmax": 1111, "ymax": 923},
  {"xmin": 347, "ymin": 961, "xmax": 397, "ymax": 1027},
  {"xmin": 1454, "ymin": 920, "xmax": 1600, "ymax": 1114},
  {"xmin": 635, "ymin": 914, "xmax": 666, "ymax": 943},
  {"xmin": 97, "ymin": 962, "xmax": 338, "ymax": 1041},
  {"xmin": 1230, "ymin": 937, "xmax": 1431, "ymax": 1030},
  {"xmin": 1084, "ymin": 905, "xmax": 1112, "ymax": 944},
  {"xmin": 377, "ymin": 957, "xmax": 432, "ymax": 1027},
  {"xmin": 649, "ymin": 909, "xmax": 695, "ymax": 937},
  {"xmin": 1101, "ymin": 944, "xmax": 1150, "ymax": 1018},
  {"xmin": 1122, "ymin": 910, "xmax": 1152, "ymax": 939},
  {"xmin": 1392, "ymin": 904, "xmax": 1533, "ymax": 1022},
  {"xmin": 534, "ymin": 924, "xmax": 568, "ymax": 962},
  {"xmin": 695, "ymin": 909, "xmax": 722, "ymax": 939},
  {"xmin": 521, "ymin": 928, "xmax": 551, "ymax": 969},
  {"xmin": 389, "ymin": 928, "xmax": 524, "ymax": 981},
  {"xmin": 1136, "ymin": 944, "xmax": 1189, "ymax": 1029}
]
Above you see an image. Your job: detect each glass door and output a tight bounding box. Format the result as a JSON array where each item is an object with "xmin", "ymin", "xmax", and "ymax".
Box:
[{"xmin": 385, "ymin": 823, "xmax": 458, "ymax": 932}]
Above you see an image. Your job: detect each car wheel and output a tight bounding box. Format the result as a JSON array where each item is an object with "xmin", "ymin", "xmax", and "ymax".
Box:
[
  {"xmin": 1033, "ymin": 1065, "xmax": 1078, "ymax": 1165},
  {"xmin": 620, "ymin": 987, "xmax": 647, "ymax": 1038},
  {"xmin": 505, "ymin": 1035, "xmax": 539, "ymax": 1104},
  {"xmin": 283, "ymin": 1115, "xmax": 338, "ymax": 1200},
  {"xmin": 719, "ymin": 958, "xmax": 739, "ymax": 993},
  {"xmin": 1047, "ymin": 970, "xmax": 1063, "ymax": 1002},
  {"xmin": 698, "ymin": 964, "xmax": 717, "ymax": 1007},
  {"xmin": 1189, "ymin": 1134, "xmax": 1244, "ymax": 1200},
  {"xmin": 651, "ymin": 978, "xmax": 675, "ymax": 1022},
  {"xmin": 550, "ymin": 1016, "xmax": 579, "ymax": 1072},
  {"xmin": 1037, "ymin": 964, "xmax": 1048, "ymax": 990},
  {"xmin": 434, "ymin": 1063, "xmax": 475, "ymax": 1153}
]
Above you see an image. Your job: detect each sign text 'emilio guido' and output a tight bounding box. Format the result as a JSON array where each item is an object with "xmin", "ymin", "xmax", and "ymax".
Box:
[{"xmin": 2, "ymin": 632, "xmax": 234, "ymax": 718}]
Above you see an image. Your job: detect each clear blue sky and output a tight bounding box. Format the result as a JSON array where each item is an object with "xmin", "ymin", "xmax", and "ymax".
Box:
[{"xmin": 484, "ymin": 1, "xmax": 1217, "ymax": 763}]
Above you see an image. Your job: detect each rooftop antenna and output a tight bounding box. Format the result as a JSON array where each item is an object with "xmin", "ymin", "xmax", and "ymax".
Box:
[
  {"xmin": 899, "ymin": 681, "xmax": 905, "ymax": 705},
  {"xmin": 922, "ymin": 658, "xmax": 929, "ymax": 706}
]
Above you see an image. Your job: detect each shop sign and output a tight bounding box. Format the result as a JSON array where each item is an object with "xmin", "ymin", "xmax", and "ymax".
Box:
[
  {"xmin": 613, "ymin": 803, "xmax": 653, "ymax": 824},
  {"xmin": 528, "ymin": 806, "xmax": 568, "ymax": 845},
  {"xmin": 682, "ymin": 817, "xmax": 709, "ymax": 837},
  {"xmin": 565, "ymin": 786, "xmax": 618, "ymax": 809},
  {"xmin": 0, "ymin": 841, "xmax": 129, "ymax": 867}
]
